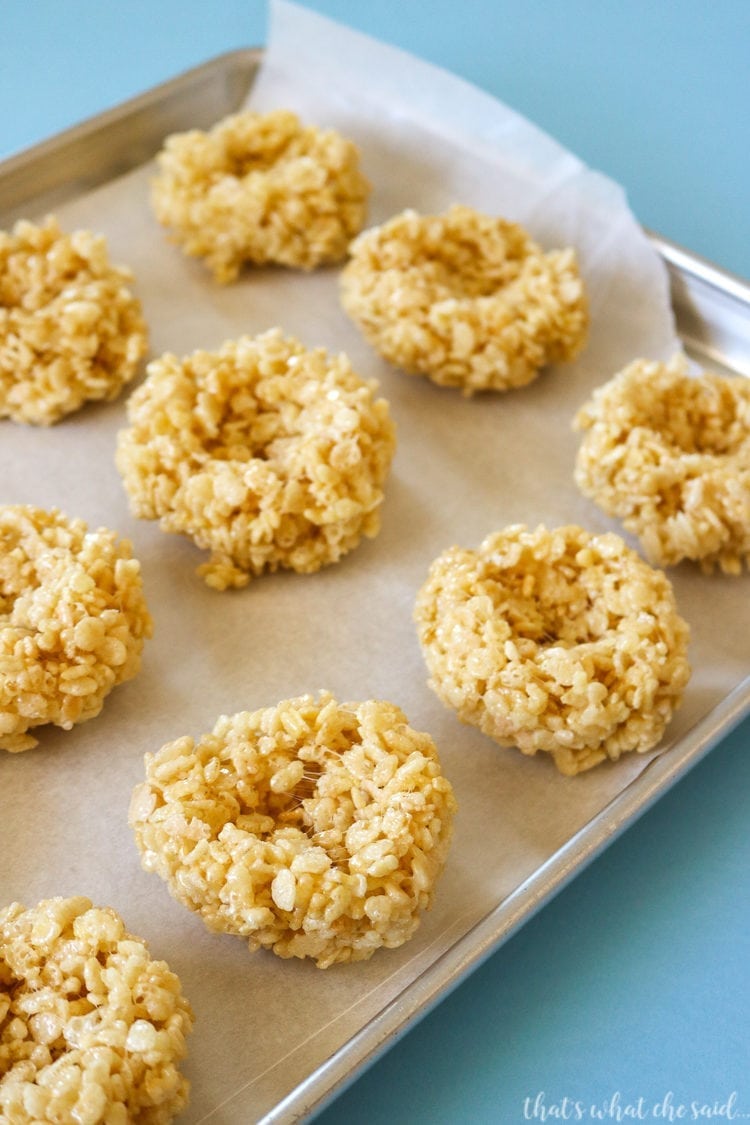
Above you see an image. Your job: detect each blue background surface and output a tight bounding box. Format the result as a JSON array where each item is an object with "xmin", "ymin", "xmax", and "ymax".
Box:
[{"xmin": 2, "ymin": 3, "xmax": 748, "ymax": 1123}]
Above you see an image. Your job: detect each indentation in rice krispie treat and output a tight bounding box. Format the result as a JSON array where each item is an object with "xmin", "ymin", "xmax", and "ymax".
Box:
[
  {"xmin": 115, "ymin": 330, "xmax": 397, "ymax": 590},
  {"xmin": 0, "ymin": 896, "xmax": 193, "ymax": 1125},
  {"xmin": 129, "ymin": 692, "xmax": 457, "ymax": 968},
  {"xmin": 151, "ymin": 109, "xmax": 371, "ymax": 282},
  {"xmin": 0, "ymin": 505, "xmax": 153, "ymax": 752},
  {"xmin": 414, "ymin": 524, "xmax": 690, "ymax": 775},
  {"xmin": 574, "ymin": 354, "xmax": 750, "ymax": 574},
  {"xmin": 0, "ymin": 216, "xmax": 147, "ymax": 425},
  {"xmin": 340, "ymin": 205, "xmax": 588, "ymax": 394}
]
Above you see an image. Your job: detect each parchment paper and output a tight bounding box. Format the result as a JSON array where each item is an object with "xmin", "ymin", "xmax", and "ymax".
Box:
[{"xmin": 2, "ymin": 2, "xmax": 748, "ymax": 1122}]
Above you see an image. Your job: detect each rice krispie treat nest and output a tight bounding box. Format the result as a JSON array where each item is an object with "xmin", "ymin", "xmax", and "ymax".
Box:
[
  {"xmin": 151, "ymin": 109, "xmax": 371, "ymax": 283},
  {"xmin": 129, "ymin": 692, "xmax": 457, "ymax": 968},
  {"xmin": 339, "ymin": 205, "xmax": 589, "ymax": 394},
  {"xmin": 414, "ymin": 524, "xmax": 691, "ymax": 776},
  {"xmin": 0, "ymin": 896, "xmax": 193, "ymax": 1124},
  {"xmin": 574, "ymin": 354, "xmax": 750, "ymax": 574},
  {"xmin": 0, "ymin": 505, "xmax": 153, "ymax": 752},
  {"xmin": 115, "ymin": 330, "xmax": 396, "ymax": 590},
  {"xmin": 0, "ymin": 216, "xmax": 147, "ymax": 425}
]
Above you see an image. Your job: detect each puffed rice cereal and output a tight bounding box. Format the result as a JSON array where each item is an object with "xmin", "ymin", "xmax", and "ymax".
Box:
[
  {"xmin": 129, "ymin": 692, "xmax": 457, "ymax": 968},
  {"xmin": 0, "ymin": 216, "xmax": 147, "ymax": 425},
  {"xmin": 339, "ymin": 205, "xmax": 588, "ymax": 394},
  {"xmin": 414, "ymin": 524, "xmax": 690, "ymax": 775},
  {"xmin": 0, "ymin": 505, "xmax": 153, "ymax": 752},
  {"xmin": 0, "ymin": 896, "xmax": 193, "ymax": 1124},
  {"xmin": 574, "ymin": 354, "xmax": 750, "ymax": 574},
  {"xmin": 151, "ymin": 109, "xmax": 370, "ymax": 282},
  {"xmin": 115, "ymin": 330, "xmax": 396, "ymax": 590}
]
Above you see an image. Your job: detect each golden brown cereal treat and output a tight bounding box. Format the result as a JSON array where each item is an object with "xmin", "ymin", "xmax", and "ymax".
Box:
[
  {"xmin": 115, "ymin": 330, "xmax": 397, "ymax": 590},
  {"xmin": 0, "ymin": 216, "xmax": 147, "ymax": 425},
  {"xmin": 414, "ymin": 525, "xmax": 690, "ymax": 776},
  {"xmin": 574, "ymin": 355, "xmax": 750, "ymax": 574},
  {"xmin": 150, "ymin": 109, "xmax": 370, "ymax": 283},
  {"xmin": 0, "ymin": 896, "xmax": 193, "ymax": 1124},
  {"xmin": 129, "ymin": 692, "xmax": 457, "ymax": 968},
  {"xmin": 339, "ymin": 205, "xmax": 588, "ymax": 394},
  {"xmin": 0, "ymin": 506, "xmax": 153, "ymax": 752}
]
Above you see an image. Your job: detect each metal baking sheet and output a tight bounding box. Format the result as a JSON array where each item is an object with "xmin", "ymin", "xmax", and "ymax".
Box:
[{"xmin": 1, "ymin": 48, "xmax": 749, "ymax": 1125}]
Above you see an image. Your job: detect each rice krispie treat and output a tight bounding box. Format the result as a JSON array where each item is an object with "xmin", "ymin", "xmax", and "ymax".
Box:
[
  {"xmin": 0, "ymin": 896, "xmax": 193, "ymax": 1124},
  {"xmin": 151, "ymin": 109, "xmax": 370, "ymax": 282},
  {"xmin": 129, "ymin": 692, "xmax": 457, "ymax": 968},
  {"xmin": 574, "ymin": 354, "xmax": 750, "ymax": 574},
  {"xmin": 115, "ymin": 330, "xmax": 396, "ymax": 590},
  {"xmin": 0, "ymin": 505, "xmax": 153, "ymax": 752},
  {"xmin": 340, "ymin": 205, "xmax": 588, "ymax": 394},
  {"xmin": 0, "ymin": 216, "xmax": 147, "ymax": 425},
  {"xmin": 414, "ymin": 524, "xmax": 691, "ymax": 776}
]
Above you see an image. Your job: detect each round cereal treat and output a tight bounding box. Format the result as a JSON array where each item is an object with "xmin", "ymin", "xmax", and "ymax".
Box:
[
  {"xmin": 574, "ymin": 354, "xmax": 750, "ymax": 574},
  {"xmin": 150, "ymin": 109, "xmax": 370, "ymax": 283},
  {"xmin": 0, "ymin": 505, "xmax": 153, "ymax": 752},
  {"xmin": 0, "ymin": 216, "xmax": 147, "ymax": 425},
  {"xmin": 414, "ymin": 524, "xmax": 691, "ymax": 776},
  {"xmin": 339, "ymin": 204, "xmax": 589, "ymax": 394},
  {"xmin": 129, "ymin": 692, "xmax": 457, "ymax": 968},
  {"xmin": 0, "ymin": 896, "xmax": 193, "ymax": 1124},
  {"xmin": 115, "ymin": 330, "xmax": 397, "ymax": 590}
]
